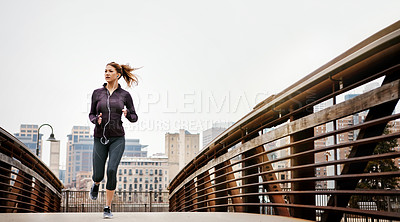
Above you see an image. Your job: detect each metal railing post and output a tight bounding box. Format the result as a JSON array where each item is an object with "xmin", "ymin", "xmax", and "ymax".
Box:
[
  {"xmin": 65, "ymin": 190, "xmax": 69, "ymax": 212},
  {"xmin": 149, "ymin": 191, "xmax": 152, "ymax": 212}
]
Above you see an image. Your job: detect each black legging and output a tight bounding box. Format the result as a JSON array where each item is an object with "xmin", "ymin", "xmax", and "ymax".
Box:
[{"xmin": 92, "ymin": 136, "xmax": 125, "ymax": 190}]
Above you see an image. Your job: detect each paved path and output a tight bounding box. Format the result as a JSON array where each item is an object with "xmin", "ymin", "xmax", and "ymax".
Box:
[{"xmin": 2, "ymin": 212, "xmax": 311, "ymax": 222}]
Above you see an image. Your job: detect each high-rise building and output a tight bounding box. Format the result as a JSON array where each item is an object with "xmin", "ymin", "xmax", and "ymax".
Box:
[
  {"xmin": 59, "ymin": 169, "xmax": 66, "ymax": 184},
  {"xmin": 65, "ymin": 126, "xmax": 93, "ymax": 188},
  {"xmin": 14, "ymin": 124, "xmax": 43, "ymax": 157},
  {"xmin": 66, "ymin": 126, "xmax": 148, "ymax": 189},
  {"xmin": 49, "ymin": 140, "xmax": 60, "ymax": 177},
  {"xmin": 125, "ymin": 139, "xmax": 148, "ymax": 157},
  {"xmin": 165, "ymin": 129, "xmax": 199, "ymax": 183},
  {"xmin": 203, "ymin": 122, "xmax": 234, "ymax": 149},
  {"xmin": 14, "ymin": 124, "xmax": 60, "ymax": 178}
]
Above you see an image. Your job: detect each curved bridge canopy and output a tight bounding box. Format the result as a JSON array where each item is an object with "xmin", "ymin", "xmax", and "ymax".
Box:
[
  {"xmin": 0, "ymin": 127, "xmax": 63, "ymax": 212},
  {"xmin": 169, "ymin": 20, "xmax": 400, "ymax": 221}
]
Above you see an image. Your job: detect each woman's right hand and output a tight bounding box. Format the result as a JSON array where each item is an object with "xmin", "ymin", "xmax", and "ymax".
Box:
[{"xmin": 97, "ymin": 113, "xmax": 102, "ymax": 125}]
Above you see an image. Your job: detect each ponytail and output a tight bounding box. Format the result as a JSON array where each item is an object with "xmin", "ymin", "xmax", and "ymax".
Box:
[{"xmin": 107, "ymin": 62, "xmax": 142, "ymax": 88}]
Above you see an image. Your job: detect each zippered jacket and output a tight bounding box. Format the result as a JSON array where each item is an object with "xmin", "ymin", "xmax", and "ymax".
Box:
[{"xmin": 89, "ymin": 83, "xmax": 138, "ymax": 138}]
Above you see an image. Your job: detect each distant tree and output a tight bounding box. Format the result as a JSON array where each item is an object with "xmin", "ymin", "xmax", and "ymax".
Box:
[{"xmin": 349, "ymin": 125, "xmax": 399, "ymax": 210}]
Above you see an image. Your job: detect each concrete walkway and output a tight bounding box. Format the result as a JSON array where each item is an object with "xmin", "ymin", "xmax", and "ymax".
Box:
[{"xmin": 1, "ymin": 212, "xmax": 311, "ymax": 222}]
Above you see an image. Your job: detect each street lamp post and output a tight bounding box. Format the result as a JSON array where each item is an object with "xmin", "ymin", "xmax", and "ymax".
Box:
[{"xmin": 36, "ymin": 124, "xmax": 57, "ymax": 157}]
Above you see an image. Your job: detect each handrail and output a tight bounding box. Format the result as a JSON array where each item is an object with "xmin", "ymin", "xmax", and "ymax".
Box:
[
  {"xmin": 0, "ymin": 127, "xmax": 63, "ymax": 212},
  {"xmin": 169, "ymin": 20, "xmax": 400, "ymax": 222}
]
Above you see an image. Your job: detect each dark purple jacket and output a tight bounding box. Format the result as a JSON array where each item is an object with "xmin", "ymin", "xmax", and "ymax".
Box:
[{"xmin": 89, "ymin": 83, "xmax": 138, "ymax": 138}]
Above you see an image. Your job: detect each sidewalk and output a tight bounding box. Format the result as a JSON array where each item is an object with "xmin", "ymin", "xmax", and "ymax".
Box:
[{"xmin": 1, "ymin": 212, "xmax": 311, "ymax": 222}]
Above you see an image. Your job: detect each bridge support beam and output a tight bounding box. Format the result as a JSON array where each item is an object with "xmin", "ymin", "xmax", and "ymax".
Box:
[
  {"xmin": 241, "ymin": 133, "xmax": 261, "ymax": 213},
  {"xmin": 255, "ymin": 145, "xmax": 290, "ymax": 216},
  {"xmin": 321, "ymin": 74, "xmax": 400, "ymax": 222},
  {"xmin": 214, "ymin": 162, "xmax": 228, "ymax": 211},
  {"xmin": 290, "ymin": 126, "xmax": 315, "ymax": 220}
]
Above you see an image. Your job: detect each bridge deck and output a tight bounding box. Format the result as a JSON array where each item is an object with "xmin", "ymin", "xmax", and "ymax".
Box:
[{"xmin": 1, "ymin": 212, "xmax": 310, "ymax": 222}]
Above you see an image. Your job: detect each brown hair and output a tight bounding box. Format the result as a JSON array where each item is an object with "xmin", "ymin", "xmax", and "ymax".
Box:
[{"xmin": 107, "ymin": 62, "xmax": 141, "ymax": 88}]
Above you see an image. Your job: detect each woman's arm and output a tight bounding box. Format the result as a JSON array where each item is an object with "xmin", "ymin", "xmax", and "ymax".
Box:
[
  {"xmin": 124, "ymin": 93, "xmax": 138, "ymax": 123},
  {"xmin": 88, "ymin": 90, "xmax": 100, "ymax": 125}
]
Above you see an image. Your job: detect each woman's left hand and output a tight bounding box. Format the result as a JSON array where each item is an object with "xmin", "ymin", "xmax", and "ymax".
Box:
[{"xmin": 122, "ymin": 108, "xmax": 127, "ymax": 117}]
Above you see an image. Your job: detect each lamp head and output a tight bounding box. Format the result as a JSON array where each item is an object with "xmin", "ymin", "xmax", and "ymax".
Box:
[{"xmin": 47, "ymin": 133, "xmax": 57, "ymax": 142}]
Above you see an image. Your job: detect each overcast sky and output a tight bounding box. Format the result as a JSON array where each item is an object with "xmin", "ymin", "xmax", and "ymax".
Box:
[{"xmin": 1, "ymin": 0, "xmax": 399, "ymax": 168}]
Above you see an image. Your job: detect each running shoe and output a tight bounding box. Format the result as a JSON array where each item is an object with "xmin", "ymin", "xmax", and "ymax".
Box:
[
  {"xmin": 103, "ymin": 206, "xmax": 113, "ymax": 219},
  {"xmin": 89, "ymin": 183, "xmax": 99, "ymax": 200}
]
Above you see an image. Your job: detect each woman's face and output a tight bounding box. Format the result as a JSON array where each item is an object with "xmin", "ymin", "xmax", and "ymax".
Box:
[{"xmin": 105, "ymin": 65, "xmax": 119, "ymax": 83}]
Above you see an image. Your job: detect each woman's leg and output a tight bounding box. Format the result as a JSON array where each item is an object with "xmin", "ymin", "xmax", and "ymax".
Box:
[
  {"xmin": 92, "ymin": 137, "xmax": 108, "ymax": 183},
  {"xmin": 105, "ymin": 137, "xmax": 125, "ymax": 206},
  {"xmin": 106, "ymin": 190, "xmax": 115, "ymax": 207},
  {"xmin": 90, "ymin": 137, "xmax": 109, "ymax": 200}
]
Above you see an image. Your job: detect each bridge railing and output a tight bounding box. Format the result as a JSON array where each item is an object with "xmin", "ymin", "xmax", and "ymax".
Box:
[
  {"xmin": 61, "ymin": 190, "xmax": 169, "ymax": 212},
  {"xmin": 168, "ymin": 21, "xmax": 400, "ymax": 222},
  {"xmin": 0, "ymin": 127, "xmax": 63, "ymax": 212}
]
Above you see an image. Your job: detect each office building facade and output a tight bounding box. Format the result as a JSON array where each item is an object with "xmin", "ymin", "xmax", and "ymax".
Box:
[
  {"xmin": 14, "ymin": 124, "xmax": 43, "ymax": 157},
  {"xmin": 165, "ymin": 129, "xmax": 199, "ymax": 183}
]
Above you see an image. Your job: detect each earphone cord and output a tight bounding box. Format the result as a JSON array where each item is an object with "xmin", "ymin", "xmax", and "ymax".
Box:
[
  {"xmin": 100, "ymin": 90, "xmax": 111, "ymax": 145},
  {"xmin": 100, "ymin": 81, "xmax": 119, "ymax": 145}
]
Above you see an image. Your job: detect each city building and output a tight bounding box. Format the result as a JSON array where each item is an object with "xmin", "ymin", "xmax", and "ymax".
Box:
[
  {"xmin": 165, "ymin": 129, "xmax": 199, "ymax": 183},
  {"xmin": 65, "ymin": 126, "xmax": 93, "ymax": 188},
  {"xmin": 124, "ymin": 139, "xmax": 148, "ymax": 157},
  {"xmin": 202, "ymin": 122, "xmax": 234, "ymax": 149},
  {"xmin": 59, "ymin": 169, "xmax": 66, "ymax": 184},
  {"xmin": 14, "ymin": 124, "xmax": 43, "ymax": 157},
  {"xmin": 49, "ymin": 140, "xmax": 61, "ymax": 177},
  {"xmin": 96, "ymin": 154, "xmax": 169, "ymax": 193},
  {"xmin": 65, "ymin": 125, "xmax": 148, "ymax": 189},
  {"xmin": 76, "ymin": 171, "xmax": 93, "ymax": 191},
  {"xmin": 14, "ymin": 124, "xmax": 60, "ymax": 178},
  {"xmin": 263, "ymin": 132, "xmax": 291, "ymax": 189},
  {"xmin": 314, "ymin": 93, "xmax": 367, "ymax": 189}
]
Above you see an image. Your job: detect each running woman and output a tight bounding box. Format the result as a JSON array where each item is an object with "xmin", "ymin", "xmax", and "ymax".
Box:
[{"xmin": 89, "ymin": 62, "xmax": 140, "ymax": 218}]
